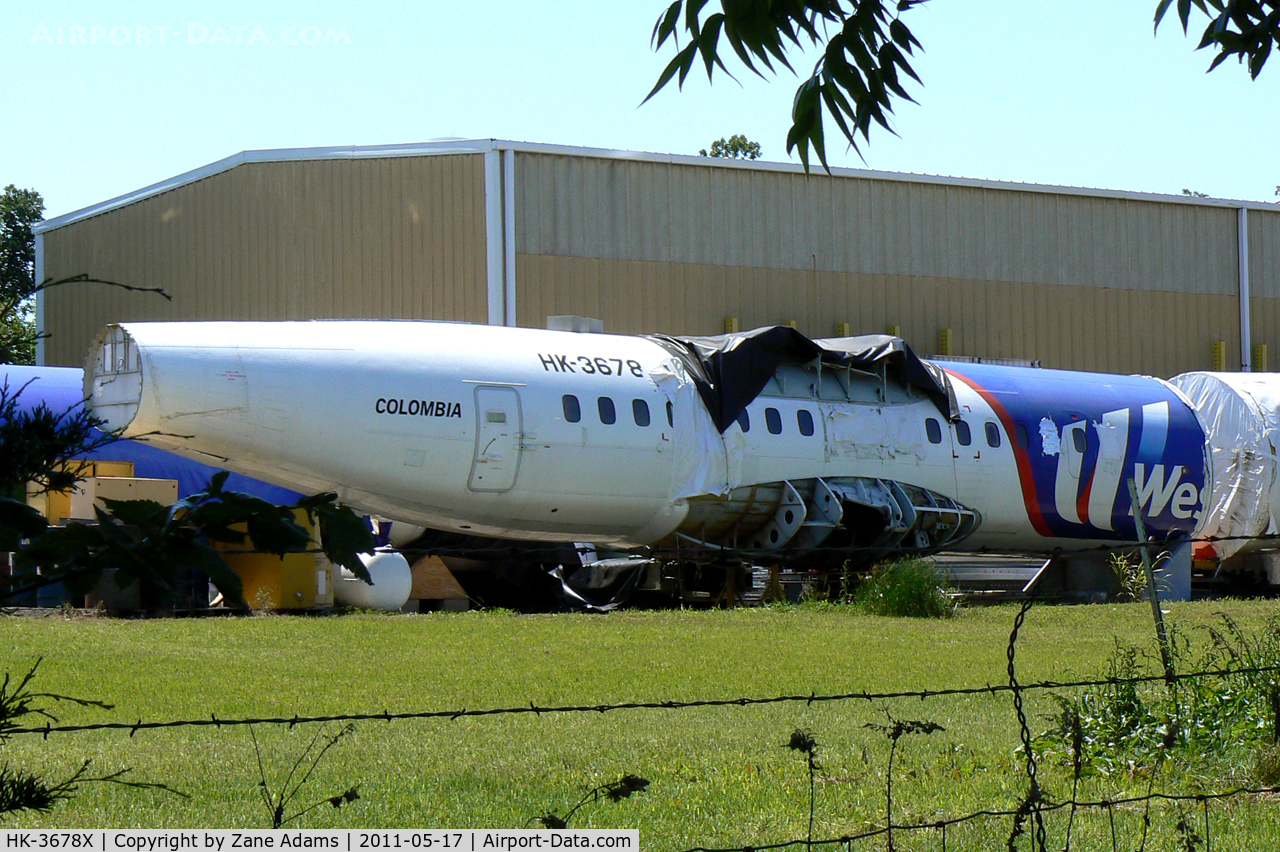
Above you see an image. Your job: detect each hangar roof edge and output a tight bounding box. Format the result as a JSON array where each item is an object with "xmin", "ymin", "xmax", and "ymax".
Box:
[{"xmin": 33, "ymin": 137, "xmax": 1280, "ymax": 234}]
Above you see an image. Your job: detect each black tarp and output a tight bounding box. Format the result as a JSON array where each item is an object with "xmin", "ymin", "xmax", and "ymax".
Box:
[{"xmin": 645, "ymin": 326, "xmax": 958, "ymax": 433}]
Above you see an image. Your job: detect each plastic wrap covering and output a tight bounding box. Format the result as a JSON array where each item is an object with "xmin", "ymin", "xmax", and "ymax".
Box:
[
  {"xmin": 1167, "ymin": 372, "xmax": 1275, "ymax": 558},
  {"xmin": 645, "ymin": 326, "xmax": 957, "ymax": 433},
  {"xmin": 2, "ymin": 365, "xmax": 302, "ymax": 503},
  {"xmin": 649, "ymin": 357, "xmax": 747, "ymax": 500}
]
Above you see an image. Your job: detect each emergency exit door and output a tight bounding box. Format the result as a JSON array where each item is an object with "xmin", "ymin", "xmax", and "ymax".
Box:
[{"xmin": 469, "ymin": 386, "xmax": 523, "ymax": 492}]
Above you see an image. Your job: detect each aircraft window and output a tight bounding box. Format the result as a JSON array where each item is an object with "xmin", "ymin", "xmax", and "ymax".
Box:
[
  {"xmin": 632, "ymin": 399, "xmax": 651, "ymax": 427},
  {"xmin": 486, "ymin": 411, "xmax": 506, "ymax": 424},
  {"xmin": 765, "ymin": 407, "xmax": 782, "ymax": 435},
  {"xmin": 737, "ymin": 409, "xmax": 750, "ymax": 432},
  {"xmin": 926, "ymin": 418, "xmax": 942, "ymax": 444},
  {"xmin": 955, "ymin": 420, "xmax": 972, "ymax": 446},
  {"xmin": 797, "ymin": 409, "xmax": 815, "ymax": 437},
  {"xmin": 1015, "ymin": 423, "xmax": 1030, "ymax": 449},
  {"xmin": 598, "ymin": 397, "xmax": 616, "ymax": 425},
  {"xmin": 1073, "ymin": 428, "xmax": 1087, "ymax": 453},
  {"xmin": 666, "ymin": 401, "xmax": 674, "ymax": 427},
  {"xmin": 985, "ymin": 421, "xmax": 1002, "ymax": 448},
  {"xmin": 562, "ymin": 395, "xmax": 581, "ymax": 423}
]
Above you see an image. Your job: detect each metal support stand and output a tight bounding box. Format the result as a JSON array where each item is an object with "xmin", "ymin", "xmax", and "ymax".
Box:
[
  {"xmin": 1127, "ymin": 479, "xmax": 1178, "ymax": 690},
  {"xmin": 760, "ymin": 565, "xmax": 787, "ymax": 604},
  {"xmin": 714, "ymin": 563, "xmax": 747, "ymax": 608}
]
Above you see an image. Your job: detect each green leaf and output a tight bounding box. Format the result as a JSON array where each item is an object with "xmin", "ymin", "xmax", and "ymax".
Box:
[
  {"xmin": 13, "ymin": 522, "xmax": 105, "ymax": 575},
  {"xmin": 207, "ymin": 470, "xmax": 231, "ymax": 495},
  {"xmin": 0, "ymin": 497, "xmax": 48, "ymax": 550},
  {"xmin": 721, "ymin": 24, "xmax": 758, "ymax": 73},
  {"xmin": 313, "ymin": 503, "xmax": 375, "ymax": 585},
  {"xmin": 883, "ymin": 42, "xmax": 922, "ymax": 85},
  {"xmin": 244, "ymin": 511, "xmax": 312, "ymax": 557},
  {"xmin": 697, "ymin": 14, "xmax": 730, "ymax": 81},
  {"xmin": 294, "ymin": 491, "xmax": 339, "ymax": 511},
  {"xmin": 97, "ymin": 497, "xmax": 167, "ymax": 529},
  {"xmin": 846, "ymin": 31, "xmax": 877, "ymax": 76},
  {"xmin": 91, "ymin": 505, "xmax": 142, "ymax": 548},
  {"xmin": 787, "ymin": 76, "xmax": 829, "ymax": 174},
  {"xmin": 1249, "ymin": 35, "xmax": 1272, "ymax": 78},
  {"xmin": 888, "ymin": 18, "xmax": 921, "ymax": 51},
  {"xmin": 651, "ymin": 0, "xmax": 682, "ymax": 48},
  {"xmin": 827, "ymin": 50, "xmax": 871, "ymax": 100},
  {"xmin": 644, "ymin": 44, "xmax": 695, "ymax": 103},
  {"xmin": 821, "ymin": 85, "xmax": 855, "ymax": 145},
  {"xmin": 1207, "ymin": 49, "xmax": 1233, "ymax": 71},
  {"xmin": 167, "ymin": 538, "xmax": 246, "ymax": 609},
  {"xmin": 683, "ymin": 0, "xmax": 710, "ymax": 35},
  {"xmin": 675, "ymin": 41, "xmax": 700, "ymax": 88}
]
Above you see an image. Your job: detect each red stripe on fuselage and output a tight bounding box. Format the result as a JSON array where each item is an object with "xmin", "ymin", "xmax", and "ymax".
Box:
[
  {"xmin": 945, "ymin": 368, "xmax": 1053, "ymax": 537},
  {"xmin": 1076, "ymin": 473, "xmax": 1093, "ymax": 527}
]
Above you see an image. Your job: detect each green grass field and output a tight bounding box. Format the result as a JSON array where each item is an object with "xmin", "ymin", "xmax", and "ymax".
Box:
[{"xmin": 3, "ymin": 600, "xmax": 1279, "ymax": 850}]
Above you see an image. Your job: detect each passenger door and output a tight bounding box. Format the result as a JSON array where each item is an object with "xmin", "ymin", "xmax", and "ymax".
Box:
[{"xmin": 468, "ymin": 386, "xmax": 522, "ymax": 492}]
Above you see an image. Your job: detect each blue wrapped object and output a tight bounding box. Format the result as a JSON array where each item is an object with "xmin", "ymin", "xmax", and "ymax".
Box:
[{"xmin": 2, "ymin": 364, "xmax": 302, "ymax": 503}]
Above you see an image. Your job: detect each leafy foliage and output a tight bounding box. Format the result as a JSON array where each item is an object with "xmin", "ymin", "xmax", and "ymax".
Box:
[
  {"xmin": 0, "ymin": 187, "xmax": 42, "ymax": 307},
  {"xmin": 0, "ymin": 659, "xmax": 183, "ymax": 817},
  {"xmin": 699, "ymin": 134, "xmax": 762, "ymax": 159},
  {"xmin": 0, "ymin": 186, "xmax": 44, "ymax": 365},
  {"xmin": 6, "ymin": 472, "xmax": 375, "ymax": 609},
  {"xmin": 0, "ymin": 379, "xmax": 116, "ymax": 497},
  {"xmin": 1039, "ymin": 615, "xmax": 1280, "ymax": 778},
  {"xmin": 649, "ymin": 2, "xmax": 1280, "ymax": 173},
  {"xmin": 1156, "ymin": 0, "xmax": 1280, "ymax": 79},
  {"xmin": 536, "ymin": 774, "xmax": 649, "ymax": 829},
  {"xmin": 0, "ymin": 377, "xmax": 115, "ymax": 564},
  {"xmin": 647, "ymin": 1, "xmax": 925, "ymax": 171},
  {"xmin": 849, "ymin": 557, "xmax": 955, "ymax": 618},
  {"xmin": 0, "ymin": 303, "xmax": 35, "ymax": 366}
]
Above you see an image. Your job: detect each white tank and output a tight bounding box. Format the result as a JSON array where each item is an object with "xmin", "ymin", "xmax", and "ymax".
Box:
[{"xmin": 335, "ymin": 550, "xmax": 413, "ymax": 611}]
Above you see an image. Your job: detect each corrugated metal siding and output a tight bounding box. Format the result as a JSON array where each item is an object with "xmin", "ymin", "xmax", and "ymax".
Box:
[
  {"xmin": 1249, "ymin": 208, "xmax": 1280, "ymax": 298},
  {"xmin": 517, "ymin": 254, "xmax": 1240, "ymax": 375},
  {"xmin": 41, "ymin": 155, "xmax": 488, "ymax": 366},
  {"xmin": 1248, "ymin": 208, "xmax": 1280, "ymax": 360},
  {"xmin": 515, "ymin": 152, "xmax": 1239, "ymax": 296},
  {"xmin": 43, "ymin": 146, "xmax": 1264, "ymax": 378}
]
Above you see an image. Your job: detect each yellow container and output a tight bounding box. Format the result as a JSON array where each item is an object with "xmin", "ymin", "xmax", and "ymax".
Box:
[
  {"xmin": 27, "ymin": 460, "xmax": 138, "ymax": 524},
  {"xmin": 215, "ymin": 509, "xmax": 334, "ymax": 610},
  {"xmin": 86, "ymin": 460, "xmax": 134, "ymax": 478}
]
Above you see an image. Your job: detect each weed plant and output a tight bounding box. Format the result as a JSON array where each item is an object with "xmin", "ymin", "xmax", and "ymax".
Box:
[
  {"xmin": 1039, "ymin": 614, "xmax": 1280, "ymax": 779},
  {"xmin": 1108, "ymin": 551, "xmax": 1148, "ymax": 602},
  {"xmin": 849, "ymin": 558, "xmax": 955, "ymax": 618}
]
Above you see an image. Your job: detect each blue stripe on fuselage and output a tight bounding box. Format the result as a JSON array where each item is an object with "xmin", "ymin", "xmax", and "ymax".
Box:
[{"xmin": 942, "ymin": 362, "xmax": 1205, "ymax": 541}]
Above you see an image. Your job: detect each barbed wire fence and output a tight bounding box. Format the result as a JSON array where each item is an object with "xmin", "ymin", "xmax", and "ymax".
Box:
[{"xmin": 7, "ymin": 594, "xmax": 1280, "ymax": 849}]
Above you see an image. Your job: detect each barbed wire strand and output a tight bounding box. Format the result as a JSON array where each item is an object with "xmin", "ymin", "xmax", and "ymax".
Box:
[
  {"xmin": 9, "ymin": 663, "xmax": 1280, "ymax": 738},
  {"xmin": 1007, "ymin": 596, "xmax": 1046, "ymax": 851},
  {"xmin": 676, "ymin": 785, "xmax": 1280, "ymax": 852}
]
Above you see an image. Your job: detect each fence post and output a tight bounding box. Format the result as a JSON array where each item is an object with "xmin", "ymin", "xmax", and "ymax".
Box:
[{"xmin": 1126, "ymin": 479, "xmax": 1177, "ymax": 690}]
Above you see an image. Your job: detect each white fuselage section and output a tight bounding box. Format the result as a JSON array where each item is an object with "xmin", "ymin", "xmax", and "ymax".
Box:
[{"xmin": 87, "ymin": 320, "xmax": 1171, "ymax": 553}]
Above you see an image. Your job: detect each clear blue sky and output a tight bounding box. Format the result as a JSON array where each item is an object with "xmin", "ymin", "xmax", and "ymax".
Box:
[{"xmin": 3, "ymin": 1, "xmax": 1277, "ymax": 220}]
